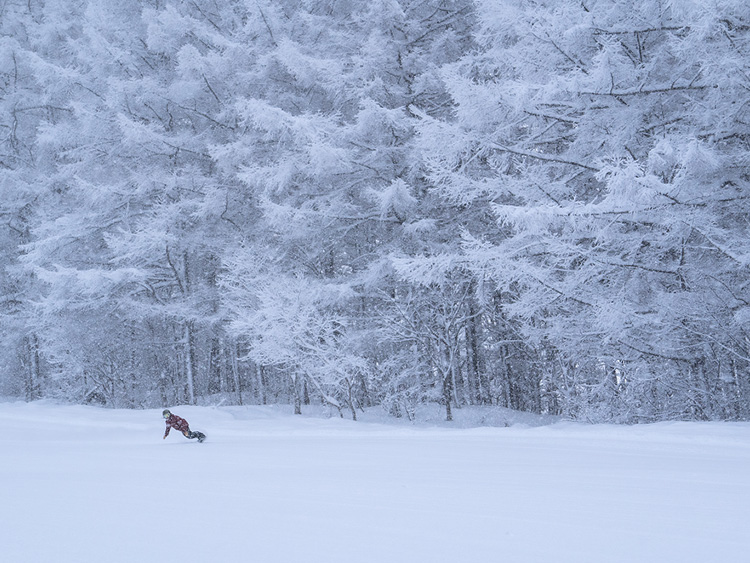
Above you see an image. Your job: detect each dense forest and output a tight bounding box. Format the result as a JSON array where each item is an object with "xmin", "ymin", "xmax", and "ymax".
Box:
[{"xmin": 2, "ymin": 0, "xmax": 749, "ymax": 422}]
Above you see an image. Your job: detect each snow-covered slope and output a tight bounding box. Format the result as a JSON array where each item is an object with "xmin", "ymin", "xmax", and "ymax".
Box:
[{"xmin": 1, "ymin": 401, "xmax": 748, "ymax": 562}]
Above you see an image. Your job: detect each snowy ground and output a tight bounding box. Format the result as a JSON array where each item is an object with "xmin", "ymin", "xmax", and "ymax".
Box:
[{"xmin": 1, "ymin": 401, "xmax": 749, "ymax": 563}]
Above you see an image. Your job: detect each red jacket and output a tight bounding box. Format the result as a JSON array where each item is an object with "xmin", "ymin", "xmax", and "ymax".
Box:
[{"xmin": 164, "ymin": 414, "xmax": 190, "ymax": 437}]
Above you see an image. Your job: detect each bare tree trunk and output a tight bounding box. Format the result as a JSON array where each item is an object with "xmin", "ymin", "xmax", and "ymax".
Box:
[
  {"xmin": 729, "ymin": 358, "xmax": 742, "ymax": 420},
  {"xmin": 442, "ymin": 362, "xmax": 454, "ymax": 422},
  {"xmin": 501, "ymin": 345, "xmax": 517, "ymax": 409},
  {"xmin": 219, "ymin": 340, "xmax": 227, "ymax": 394},
  {"xmin": 444, "ymin": 376, "xmax": 454, "ymax": 422},
  {"xmin": 25, "ymin": 333, "xmax": 41, "ymax": 401},
  {"xmin": 127, "ymin": 328, "xmax": 137, "ymax": 407},
  {"xmin": 292, "ymin": 374, "xmax": 302, "ymax": 415},
  {"xmin": 451, "ymin": 361, "xmax": 462, "ymax": 408},
  {"xmin": 182, "ymin": 251, "xmax": 197, "ymax": 405},
  {"xmin": 303, "ymin": 377, "xmax": 310, "ymax": 405},
  {"xmin": 257, "ymin": 364, "xmax": 267, "ymax": 405},
  {"xmin": 465, "ymin": 307, "xmax": 482, "ymax": 404},
  {"xmin": 448, "ymin": 338, "xmax": 464, "ymax": 408},
  {"xmin": 184, "ymin": 322, "xmax": 196, "ymax": 405},
  {"xmin": 230, "ymin": 339, "xmax": 243, "ymax": 405},
  {"xmin": 346, "ymin": 377, "xmax": 357, "ymax": 421}
]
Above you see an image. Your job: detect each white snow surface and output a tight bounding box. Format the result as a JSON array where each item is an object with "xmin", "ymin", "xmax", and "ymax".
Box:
[{"xmin": 1, "ymin": 401, "xmax": 749, "ymax": 563}]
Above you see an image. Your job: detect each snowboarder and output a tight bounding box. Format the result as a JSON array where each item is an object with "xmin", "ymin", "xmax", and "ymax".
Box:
[{"xmin": 162, "ymin": 409, "xmax": 205, "ymax": 442}]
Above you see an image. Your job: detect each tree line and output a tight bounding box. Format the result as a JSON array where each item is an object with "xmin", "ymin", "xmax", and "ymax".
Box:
[{"xmin": 1, "ymin": 0, "xmax": 749, "ymax": 422}]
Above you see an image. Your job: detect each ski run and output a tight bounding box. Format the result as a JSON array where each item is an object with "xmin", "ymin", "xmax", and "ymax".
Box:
[{"xmin": 2, "ymin": 400, "xmax": 749, "ymax": 563}]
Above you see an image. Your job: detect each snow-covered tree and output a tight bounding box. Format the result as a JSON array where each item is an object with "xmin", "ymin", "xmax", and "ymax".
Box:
[
  {"xmin": 414, "ymin": 0, "xmax": 750, "ymax": 421},
  {"xmin": 3, "ymin": 0, "xmax": 749, "ymax": 423}
]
